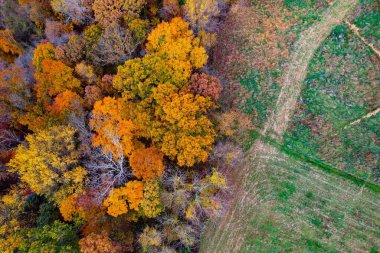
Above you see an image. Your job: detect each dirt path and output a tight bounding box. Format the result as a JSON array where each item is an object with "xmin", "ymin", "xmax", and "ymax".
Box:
[
  {"xmin": 201, "ymin": 0, "xmax": 358, "ymax": 252},
  {"xmin": 345, "ymin": 108, "xmax": 380, "ymax": 129},
  {"xmin": 345, "ymin": 21, "xmax": 380, "ymax": 59},
  {"xmin": 263, "ymin": 0, "xmax": 359, "ymax": 140}
]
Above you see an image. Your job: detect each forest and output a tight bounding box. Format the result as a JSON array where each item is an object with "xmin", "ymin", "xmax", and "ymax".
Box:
[{"xmin": 0, "ymin": 0, "xmax": 248, "ymax": 252}]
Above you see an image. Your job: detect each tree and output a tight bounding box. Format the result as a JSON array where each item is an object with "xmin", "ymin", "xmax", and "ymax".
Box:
[
  {"xmin": 92, "ymin": 0, "xmax": 125, "ymax": 27},
  {"xmin": 84, "ymin": 85, "xmax": 103, "ymax": 108},
  {"xmin": 103, "ymin": 180, "xmax": 144, "ymax": 217},
  {"xmin": 0, "ymin": 63, "xmax": 32, "ymax": 124},
  {"xmin": 189, "ymin": 73, "xmax": 222, "ymax": 100},
  {"xmin": 0, "ymin": 30, "xmax": 22, "ymax": 63},
  {"xmin": 75, "ymin": 63, "xmax": 97, "ymax": 84},
  {"xmin": 51, "ymin": 0, "xmax": 93, "ymax": 25},
  {"xmin": 113, "ymin": 17, "xmax": 208, "ymax": 98},
  {"xmin": 184, "ymin": 0, "xmax": 220, "ymax": 32},
  {"xmin": 159, "ymin": 0, "xmax": 181, "ymax": 21},
  {"xmin": 79, "ymin": 231, "xmax": 123, "ymax": 253},
  {"xmin": 58, "ymin": 193, "xmax": 79, "ymax": 222},
  {"xmin": 44, "ymin": 20, "xmax": 72, "ymax": 46},
  {"xmin": 18, "ymin": 0, "xmax": 53, "ymax": 29},
  {"xmin": 56, "ymin": 35, "xmax": 85, "ymax": 66},
  {"xmin": 36, "ymin": 202, "xmax": 60, "ymax": 227},
  {"xmin": 84, "ymin": 146, "xmax": 129, "ymax": 200},
  {"xmin": 99, "ymin": 74, "xmax": 115, "ymax": 94},
  {"xmin": 157, "ymin": 93, "xmax": 216, "ymax": 166},
  {"xmin": 83, "ymin": 24, "xmax": 102, "ymax": 47},
  {"xmin": 34, "ymin": 59, "xmax": 81, "ymax": 103},
  {"xmin": 128, "ymin": 18, "xmax": 150, "ymax": 42},
  {"xmin": 113, "ymin": 54, "xmax": 192, "ymax": 98},
  {"xmin": 90, "ymin": 97, "xmax": 139, "ymax": 159},
  {"xmin": 140, "ymin": 180, "xmax": 162, "ymax": 218},
  {"xmin": 121, "ymin": 0, "xmax": 146, "ymax": 18},
  {"xmin": 15, "ymin": 221, "xmax": 80, "ymax": 252},
  {"xmin": 92, "ymin": 0, "xmax": 146, "ymax": 27},
  {"xmin": 138, "ymin": 226, "xmax": 162, "ymax": 252},
  {"xmin": 32, "ymin": 42, "xmax": 56, "ymax": 72},
  {"xmin": 88, "ymin": 23, "xmax": 140, "ymax": 66},
  {"xmin": 129, "ymin": 147, "xmax": 165, "ymax": 180},
  {"xmin": 8, "ymin": 125, "xmax": 86, "ymax": 202},
  {"xmin": 195, "ymin": 169, "xmax": 226, "ymax": 217},
  {"xmin": 0, "ymin": 0, "xmax": 37, "ymax": 43},
  {"xmin": 0, "ymin": 184, "xmax": 28, "ymax": 238},
  {"xmin": 146, "ymin": 17, "xmax": 208, "ymax": 69},
  {"xmin": 48, "ymin": 90, "xmax": 84, "ymax": 119},
  {"xmin": 198, "ymin": 30, "xmax": 218, "ymax": 50}
]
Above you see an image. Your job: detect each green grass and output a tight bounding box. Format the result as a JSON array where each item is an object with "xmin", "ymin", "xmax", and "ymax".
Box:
[
  {"xmin": 284, "ymin": 24, "xmax": 380, "ymax": 183},
  {"xmin": 239, "ymin": 146, "xmax": 380, "ymax": 252},
  {"xmin": 240, "ymin": 68, "xmax": 282, "ymax": 128},
  {"xmin": 202, "ymin": 1, "xmax": 380, "ymax": 252},
  {"xmin": 351, "ymin": 0, "xmax": 380, "ymax": 45},
  {"xmin": 285, "ymin": 0, "xmax": 331, "ymax": 41},
  {"xmin": 240, "ymin": 0, "xmax": 331, "ymax": 128}
]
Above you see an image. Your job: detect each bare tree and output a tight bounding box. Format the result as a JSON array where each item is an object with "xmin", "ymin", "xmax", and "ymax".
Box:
[
  {"xmin": 88, "ymin": 23, "xmax": 141, "ymax": 66},
  {"xmin": 50, "ymin": 0, "xmax": 94, "ymax": 25},
  {"xmin": 70, "ymin": 113, "xmax": 132, "ymax": 200},
  {"xmin": 0, "ymin": 129, "xmax": 23, "ymax": 150}
]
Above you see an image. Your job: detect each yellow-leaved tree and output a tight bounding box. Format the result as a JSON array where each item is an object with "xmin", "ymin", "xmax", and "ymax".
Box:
[
  {"xmin": 112, "ymin": 17, "xmax": 215, "ymax": 167},
  {"xmin": 8, "ymin": 125, "xmax": 86, "ymax": 202},
  {"xmin": 145, "ymin": 17, "xmax": 207, "ymax": 69},
  {"xmin": 140, "ymin": 180, "xmax": 162, "ymax": 218},
  {"xmin": 184, "ymin": 0, "xmax": 220, "ymax": 32},
  {"xmin": 32, "ymin": 42, "xmax": 56, "ymax": 72},
  {"xmin": 157, "ymin": 92, "xmax": 216, "ymax": 166},
  {"xmin": 103, "ymin": 180, "xmax": 144, "ymax": 217},
  {"xmin": 113, "ymin": 17, "xmax": 208, "ymax": 98}
]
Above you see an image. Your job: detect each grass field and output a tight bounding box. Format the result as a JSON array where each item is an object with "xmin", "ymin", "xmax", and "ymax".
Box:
[
  {"xmin": 349, "ymin": 0, "xmax": 380, "ymax": 46},
  {"xmin": 284, "ymin": 14, "xmax": 379, "ymax": 183},
  {"xmin": 238, "ymin": 0, "xmax": 332, "ymax": 128},
  {"xmin": 239, "ymin": 143, "xmax": 380, "ymax": 252},
  {"xmin": 201, "ymin": 0, "xmax": 380, "ymax": 252},
  {"xmin": 202, "ymin": 140, "xmax": 380, "ymax": 252}
]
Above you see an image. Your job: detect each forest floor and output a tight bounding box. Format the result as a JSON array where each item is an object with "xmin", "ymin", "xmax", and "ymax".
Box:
[{"xmin": 200, "ymin": 0, "xmax": 380, "ymax": 252}]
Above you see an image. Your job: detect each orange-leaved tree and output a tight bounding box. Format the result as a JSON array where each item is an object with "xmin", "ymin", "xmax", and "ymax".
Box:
[
  {"xmin": 0, "ymin": 30, "xmax": 22, "ymax": 62},
  {"xmin": 48, "ymin": 90, "xmax": 84, "ymax": 119},
  {"xmin": 129, "ymin": 147, "xmax": 165, "ymax": 180},
  {"xmin": 79, "ymin": 231, "xmax": 123, "ymax": 253},
  {"xmin": 34, "ymin": 59, "xmax": 81, "ymax": 100},
  {"xmin": 90, "ymin": 97, "xmax": 140, "ymax": 159},
  {"xmin": 112, "ymin": 18, "xmax": 216, "ymax": 167}
]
